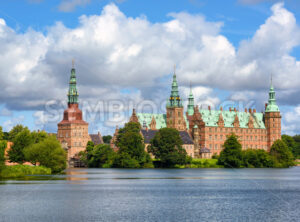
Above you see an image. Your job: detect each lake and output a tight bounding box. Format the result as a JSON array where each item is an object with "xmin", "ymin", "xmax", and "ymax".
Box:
[{"xmin": 0, "ymin": 167, "xmax": 300, "ymax": 222}]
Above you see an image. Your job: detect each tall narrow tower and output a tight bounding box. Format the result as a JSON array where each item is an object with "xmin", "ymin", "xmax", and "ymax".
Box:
[
  {"xmin": 264, "ymin": 77, "xmax": 281, "ymax": 150},
  {"xmin": 166, "ymin": 65, "xmax": 186, "ymax": 131},
  {"xmin": 187, "ymin": 84, "xmax": 194, "ymax": 116},
  {"xmin": 57, "ymin": 62, "xmax": 90, "ymax": 162}
]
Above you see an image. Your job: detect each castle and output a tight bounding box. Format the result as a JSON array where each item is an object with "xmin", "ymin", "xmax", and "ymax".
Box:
[
  {"xmin": 57, "ymin": 63, "xmax": 103, "ymax": 164},
  {"xmin": 128, "ymin": 68, "xmax": 281, "ymax": 158},
  {"xmin": 57, "ymin": 63, "xmax": 281, "ymax": 161}
]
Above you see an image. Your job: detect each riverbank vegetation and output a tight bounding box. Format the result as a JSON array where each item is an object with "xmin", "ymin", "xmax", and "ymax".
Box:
[
  {"xmin": 218, "ymin": 134, "xmax": 295, "ymax": 168},
  {"xmin": 0, "ymin": 165, "xmax": 51, "ymax": 179},
  {"xmin": 0, "ymin": 125, "xmax": 67, "ymax": 178}
]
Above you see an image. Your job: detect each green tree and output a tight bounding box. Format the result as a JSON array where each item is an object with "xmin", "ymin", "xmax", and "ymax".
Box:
[
  {"xmin": 88, "ymin": 144, "xmax": 116, "ymax": 168},
  {"xmin": 242, "ymin": 149, "xmax": 275, "ymax": 168},
  {"xmin": 218, "ymin": 134, "xmax": 243, "ymax": 168},
  {"xmin": 24, "ymin": 136, "xmax": 67, "ymax": 173},
  {"xmin": 293, "ymin": 135, "xmax": 300, "ymax": 159},
  {"xmin": 102, "ymin": 135, "xmax": 112, "ymax": 144},
  {"xmin": 8, "ymin": 124, "xmax": 28, "ymax": 141},
  {"xmin": 0, "ymin": 126, "xmax": 4, "ymax": 140},
  {"xmin": 8, "ymin": 129, "xmax": 33, "ymax": 164},
  {"xmin": 270, "ymin": 139, "xmax": 295, "ymax": 168},
  {"xmin": 115, "ymin": 122, "xmax": 152, "ymax": 168},
  {"xmin": 31, "ymin": 130, "xmax": 48, "ymax": 144},
  {"xmin": 0, "ymin": 140, "xmax": 7, "ymax": 170},
  {"xmin": 148, "ymin": 128, "xmax": 191, "ymax": 168}
]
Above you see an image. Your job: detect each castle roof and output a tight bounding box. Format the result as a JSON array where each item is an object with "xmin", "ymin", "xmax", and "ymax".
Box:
[
  {"xmin": 89, "ymin": 133, "xmax": 103, "ymax": 145},
  {"xmin": 141, "ymin": 129, "xmax": 194, "ymax": 145},
  {"xmin": 137, "ymin": 109, "xmax": 265, "ymax": 130},
  {"xmin": 200, "ymin": 147, "xmax": 211, "ymax": 153}
]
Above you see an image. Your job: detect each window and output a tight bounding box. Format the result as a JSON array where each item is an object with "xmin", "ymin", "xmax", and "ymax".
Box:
[
  {"xmin": 178, "ymin": 111, "xmax": 181, "ymax": 116},
  {"xmin": 215, "ymin": 144, "xmax": 218, "ymax": 150},
  {"xmin": 209, "ymin": 144, "xmax": 212, "ymax": 149},
  {"xmin": 209, "ymin": 135, "xmax": 212, "ymax": 140},
  {"xmin": 215, "ymin": 135, "xmax": 217, "ymax": 140},
  {"xmin": 209, "ymin": 128, "xmax": 212, "ymax": 132}
]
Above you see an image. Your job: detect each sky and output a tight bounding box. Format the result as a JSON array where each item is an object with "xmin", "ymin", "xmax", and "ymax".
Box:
[{"xmin": 0, "ymin": 0, "xmax": 300, "ymax": 136}]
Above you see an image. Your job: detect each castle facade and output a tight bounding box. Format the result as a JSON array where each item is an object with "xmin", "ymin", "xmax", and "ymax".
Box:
[{"xmin": 130, "ymin": 68, "xmax": 281, "ymax": 158}]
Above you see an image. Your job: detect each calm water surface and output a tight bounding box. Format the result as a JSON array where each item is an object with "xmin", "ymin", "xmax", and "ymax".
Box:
[{"xmin": 1, "ymin": 167, "xmax": 300, "ymax": 222}]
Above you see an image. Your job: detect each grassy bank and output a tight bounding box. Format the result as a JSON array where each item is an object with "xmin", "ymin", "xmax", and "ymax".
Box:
[
  {"xmin": 175, "ymin": 159, "xmax": 223, "ymax": 168},
  {"xmin": 0, "ymin": 165, "xmax": 51, "ymax": 179}
]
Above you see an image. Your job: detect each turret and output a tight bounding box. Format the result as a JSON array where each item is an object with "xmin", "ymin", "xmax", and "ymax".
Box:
[
  {"xmin": 68, "ymin": 60, "xmax": 79, "ymax": 104},
  {"xmin": 187, "ymin": 83, "xmax": 194, "ymax": 116},
  {"xmin": 166, "ymin": 65, "xmax": 183, "ymax": 108},
  {"xmin": 264, "ymin": 76, "xmax": 281, "ymax": 150}
]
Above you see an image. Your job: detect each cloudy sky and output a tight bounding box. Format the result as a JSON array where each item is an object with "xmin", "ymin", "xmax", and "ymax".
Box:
[{"xmin": 0, "ymin": 0, "xmax": 300, "ymax": 135}]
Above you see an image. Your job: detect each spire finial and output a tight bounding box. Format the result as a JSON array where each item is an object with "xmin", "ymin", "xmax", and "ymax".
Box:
[
  {"xmin": 271, "ymin": 73, "xmax": 273, "ymax": 86},
  {"xmin": 72, "ymin": 59, "xmax": 75, "ymax": 69},
  {"xmin": 174, "ymin": 64, "xmax": 176, "ymax": 76}
]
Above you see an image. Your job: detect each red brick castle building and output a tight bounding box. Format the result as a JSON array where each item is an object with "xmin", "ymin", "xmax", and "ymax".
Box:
[{"xmin": 130, "ymin": 68, "xmax": 281, "ymax": 158}]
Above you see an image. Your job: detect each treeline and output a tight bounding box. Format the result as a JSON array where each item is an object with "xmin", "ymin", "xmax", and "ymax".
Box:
[
  {"xmin": 218, "ymin": 134, "xmax": 295, "ymax": 168},
  {"xmin": 0, "ymin": 125, "xmax": 67, "ymax": 173},
  {"xmin": 79, "ymin": 122, "xmax": 191, "ymax": 168}
]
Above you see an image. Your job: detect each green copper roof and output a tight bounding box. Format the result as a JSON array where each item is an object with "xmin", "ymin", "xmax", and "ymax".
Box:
[
  {"xmin": 266, "ymin": 81, "xmax": 279, "ymax": 112},
  {"xmin": 68, "ymin": 67, "xmax": 79, "ymax": 104},
  {"xmin": 198, "ymin": 109, "xmax": 266, "ymax": 129},
  {"xmin": 137, "ymin": 109, "xmax": 265, "ymax": 130},
  {"xmin": 187, "ymin": 86, "xmax": 194, "ymax": 116},
  {"xmin": 166, "ymin": 68, "xmax": 183, "ymax": 108}
]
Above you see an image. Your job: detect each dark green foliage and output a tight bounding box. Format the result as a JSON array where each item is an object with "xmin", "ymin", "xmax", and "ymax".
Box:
[
  {"xmin": 270, "ymin": 139, "xmax": 295, "ymax": 168},
  {"xmin": 0, "ymin": 140, "xmax": 7, "ymax": 169},
  {"xmin": 218, "ymin": 134, "xmax": 243, "ymax": 168},
  {"xmin": 8, "ymin": 129, "xmax": 33, "ymax": 164},
  {"xmin": 148, "ymin": 128, "xmax": 191, "ymax": 168},
  {"xmin": 23, "ymin": 136, "xmax": 67, "ymax": 173},
  {"xmin": 0, "ymin": 126, "xmax": 4, "ymax": 140},
  {"xmin": 3, "ymin": 132, "xmax": 9, "ymax": 140},
  {"xmin": 102, "ymin": 135, "xmax": 112, "ymax": 144},
  {"xmin": 31, "ymin": 130, "xmax": 48, "ymax": 144},
  {"xmin": 292, "ymin": 135, "xmax": 300, "ymax": 159},
  {"xmin": 115, "ymin": 122, "xmax": 152, "ymax": 168},
  {"xmin": 88, "ymin": 144, "xmax": 116, "ymax": 168},
  {"xmin": 242, "ymin": 149, "xmax": 275, "ymax": 168},
  {"xmin": 8, "ymin": 124, "xmax": 28, "ymax": 141}
]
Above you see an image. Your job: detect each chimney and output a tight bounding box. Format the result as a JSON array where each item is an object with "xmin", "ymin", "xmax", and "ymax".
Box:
[
  {"xmin": 245, "ymin": 108, "xmax": 247, "ymax": 113},
  {"xmin": 265, "ymin": 103, "xmax": 268, "ymax": 110},
  {"xmin": 253, "ymin": 109, "xmax": 256, "ymax": 113},
  {"xmin": 234, "ymin": 108, "xmax": 237, "ymax": 112},
  {"xmin": 220, "ymin": 106, "xmax": 223, "ymax": 111},
  {"xmin": 249, "ymin": 108, "xmax": 252, "ymax": 113},
  {"xmin": 208, "ymin": 106, "xmax": 211, "ymax": 111},
  {"xmin": 229, "ymin": 107, "xmax": 232, "ymax": 112}
]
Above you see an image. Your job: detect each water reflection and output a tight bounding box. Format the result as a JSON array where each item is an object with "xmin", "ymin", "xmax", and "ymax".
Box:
[{"xmin": 0, "ymin": 167, "xmax": 299, "ymax": 222}]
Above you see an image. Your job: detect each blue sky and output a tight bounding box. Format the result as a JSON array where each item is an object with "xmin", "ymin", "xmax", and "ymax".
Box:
[{"xmin": 0, "ymin": 0, "xmax": 300, "ymax": 135}]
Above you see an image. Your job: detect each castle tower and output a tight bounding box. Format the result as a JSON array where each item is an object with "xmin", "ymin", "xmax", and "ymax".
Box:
[
  {"xmin": 57, "ymin": 62, "xmax": 90, "ymax": 161},
  {"xmin": 264, "ymin": 77, "xmax": 281, "ymax": 150},
  {"xmin": 166, "ymin": 65, "xmax": 186, "ymax": 131},
  {"xmin": 187, "ymin": 83, "xmax": 194, "ymax": 116}
]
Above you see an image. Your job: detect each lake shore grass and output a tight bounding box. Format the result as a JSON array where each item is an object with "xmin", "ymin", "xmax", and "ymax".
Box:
[
  {"xmin": 0, "ymin": 165, "xmax": 51, "ymax": 179},
  {"xmin": 176, "ymin": 159, "xmax": 223, "ymax": 168}
]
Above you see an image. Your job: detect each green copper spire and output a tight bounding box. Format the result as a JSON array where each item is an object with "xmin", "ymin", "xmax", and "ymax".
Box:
[
  {"xmin": 68, "ymin": 60, "xmax": 79, "ymax": 104},
  {"xmin": 266, "ymin": 75, "xmax": 279, "ymax": 112},
  {"xmin": 167, "ymin": 65, "xmax": 183, "ymax": 108},
  {"xmin": 187, "ymin": 83, "xmax": 194, "ymax": 115}
]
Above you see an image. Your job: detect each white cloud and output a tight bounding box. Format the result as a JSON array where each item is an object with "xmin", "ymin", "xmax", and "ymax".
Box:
[
  {"xmin": 0, "ymin": 3, "xmax": 300, "ymax": 133},
  {"xmin": 3, "ymin": 115, "xmax": 25, "ymax": 132}
]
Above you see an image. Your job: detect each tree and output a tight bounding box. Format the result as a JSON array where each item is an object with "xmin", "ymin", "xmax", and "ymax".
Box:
[
  {"xmin": 8, "ymin": 129, "xmax": 33, "ymax": 164},
  {"xmin": 270, "ymin": 139, "xmax": 295, "ymax": 168},
  {"xmin": 31, "ymin": 130, "xmax": 48, "ymax": 144},
  {"xmin": 242, "ymin": 149, "xmax": 275, "ymax": 168},
  {"xmin": 24, "ymin": 136, "xmax": 67, "ymax": 173},
  {"xmin": 0, "ymin": 126, "xmax": 4, "ymax": 140},
  {"xmin": 8, "ymin": 124, "xmax": 28, "ymax": 141},
  {"xmin": 292, "ymin": 135, "xmax": 300, "ymax": 159},
  {"xmin": 102, "ymin": 135, "xmax": 112, "ymax": 144},
  {"xmin": 218, "ymin": 134, "xmax": 243, "ymax": 168},
  {"xmin": 0, "ymin": 140, "xmax": 7, "ymax": 170},
  {"xmin": 148, "ymin": 128, "xmax": 191, "ymax": 168},
  {"xmin": 115, "ymin": 122, "xmax": 152, "ymax": 168},
  {"xmin": 88, "ymin": 144, "xmax": 117, "ymax": 168}
]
